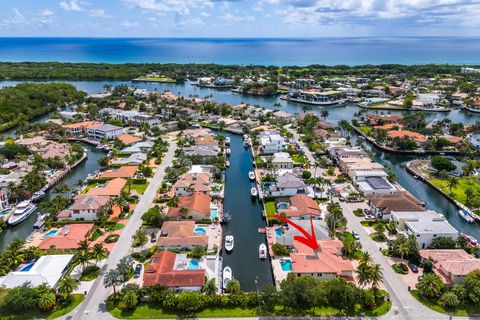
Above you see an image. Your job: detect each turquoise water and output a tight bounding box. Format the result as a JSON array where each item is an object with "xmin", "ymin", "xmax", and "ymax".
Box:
[
  {"xmin": 21, "ymin": 262, "xmax": 35, "ymax": 272},
  {"xmin": 41, "ymin": 229, "xmax": 59, "ymax": 238},
  {"xmin": 275, "ymin": 229, "xmax": 284, "ymax": 237},
  {"xmin": 277, "ymin": 203, "xmax": 288, "ymax": 210},
  {"xmin": 210, "ymin": 208, "xmax": 218, "ymax": 220},
  {"xmin": 194, "ymin": 227, "xmax": 206, "ymax": 234},
  {"xmin": 2, "ymin": 37, "xmax": 480, "ymax": 65},
  {"xmin": 188, "ymin": 260, "xmax": 200, "ymax": 270},
  {"xmin": 281, "ymin": 259, "xmax": 292, "ymax": 272}
]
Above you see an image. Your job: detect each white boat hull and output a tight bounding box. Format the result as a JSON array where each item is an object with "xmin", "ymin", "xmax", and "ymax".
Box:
[{"xmin": 7, "ymin": 206, "xmax": 36, "ymax": 226}]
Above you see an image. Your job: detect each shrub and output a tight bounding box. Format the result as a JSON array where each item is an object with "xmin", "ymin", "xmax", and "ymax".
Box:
[
  {"xmin": 392, "ymin": 263, "xmax": 408, "ymax": 275},
  {"xmin": 272, "ymin": 243, "xmax": 290, "ymax": 256},
  {"xmin": 105, "ymin": 234, "xmax": 120, "ymax": 243}
]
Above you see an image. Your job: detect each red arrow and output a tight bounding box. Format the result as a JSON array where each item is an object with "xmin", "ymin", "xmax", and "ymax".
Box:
[{"xmin": 268, "ymin": 214, "xmax": 318, "ymax": 251}]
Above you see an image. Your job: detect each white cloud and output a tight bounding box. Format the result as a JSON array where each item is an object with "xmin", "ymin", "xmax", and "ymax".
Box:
[
  {"xmin": 120, "ymin": 20, "xmax": 140, "ymax": 30},
  {"xmin": 2, "ymin": 8, "xmax": 27, "ymax": 27},
  {"xmin": 123, "ymin": 0, "xmax": 215, "ymax": 16},
  {"xmin": 59, "ymin": 0, "xmax": 84, "ymax": 12},
  {"xmin": 200, "ymin": 12, "xmax": 210, "ymax": 16},
  {"xmin": 89, "ymin": 9, "xmax": 112, "ymax": 18},
  {"xmin": 220, "ymin": 12, "xmax": 255, "ymax": 23}
]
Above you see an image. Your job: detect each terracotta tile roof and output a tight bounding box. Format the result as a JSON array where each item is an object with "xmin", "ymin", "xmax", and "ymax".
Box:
[
  {"xmin": 368, "ymin": 192, "xmax": 425, "ymax": 214},
  {"xmin": 420, "ymin": 249, "xmax": 480, "ymax": 278},
  {"xmin": 444, "ymin": 136, "xmax": 464, "ymax": 145},
  {"xmin": 387, "ymin": 130, "xmax": 427, "ymax": 143},
  {"xmin": 64, "ymin": 121, "xmax": 103, "ymax": 129},
  {"xmin": 71, "ymin": 195, "xmax": 110, "ymax": 211},
  {"xmin": 99, "ymin": 166, "xmax": 138, "ymax": 179},
  {"xmin": 117, "ymin": 134, "xmax": 142, "ymax": 145},
  {"xmin": 38, "ymin": 224, "xmax": 94, "ymax": 250},
  {"xmin": 278, "ymin": 195, "xmax": 321, "ymax": 218},
  {"xmin": 374, "ymin": 123, "xmax": 405, "ymax": 131},
  {"xmin": 167, "ymin": 193, "xmax": 211, "ymax": 219},
  {"xmin": 173, "ymin": 173, "xmax": 212, "ymax": 193},
  {"xmin": 56, "ymin": 210, "xmax": 71, "ymax": 218},
  {"xmin": 87, "ymin": 178, "xmax": 126, "ymax": 197},
  {"xmin": 157, "ymin": 221, "xmax": 208, "ymax": 247},
  {"xmin": 143, "ymin": 251, "xmax": 205, "ymax": 287},
  {"xmin": 420, "ymin": 249, "xmax": 472, "ymax": 261}
]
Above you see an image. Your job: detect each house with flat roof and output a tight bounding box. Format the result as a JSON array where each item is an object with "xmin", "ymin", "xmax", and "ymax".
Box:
[
  {"xmin": 269, "ymin": 172, "xmax": 307, "ymax": 197},
  {"xmin": 329, "ymin": 147, "xmax": 367, "ymax": 162},
  {"xmin": 143, "ymin": 251, "xmax": 205, "ymax": 291},
  {"xmin": 391, "ymin": 210, "xmax": 458, "ymax": 249},
  {"xmin": 271, "ymin": 152, "xmax": 294, "ymax": 170},
  {"xmin": 157, "ymin": 221, "xmax": 208, "ymax": 250},
  {"xmin": 111, "ymin": 152, "xmax": 147, "ymax": 165},
  {"xmin": 290, "ymin": 240, "xmax": 355, "ymax": 281},
  {"xmin": 276, "ymin": 219, "xmax": 330, "ymax": 248},
  {"xmin": 278, "ymin": 194, "xmax": 322, "ymax": 220},
  {"xmin": 0, "ymin": 188, "xmax": 9, "ymax": 211},
  {"xmin": 87, "ymin": 124, "xmax": 123, "ymax": 140},
  {"xmin": 259, "ymin": 131, "xmax": 285, "ymax": 154},
  {"xmin": 354, "ymin": 171, "xmax": 396, "ymax": 195},
  {"xmin": 38, "ymin": 224, "xmax": 95, "ymax": 250},
  {"xmin": 0, "ymin": 254, "xmax": 74, "ymax": 288},
  {"xmin": 121, "ymin": 141, "xmax": 154, "ymax": 154},
  {"xmin": 420, "ymin": 249, "xmax": 480, "ymax": 284},
  {"xmin": 183, "ymin": 145, "xmax": 221, "ymax": 157},
  {"xmin": 173, "ymin": 172, "xmax": 212, "ymax": 197},
  {"xmin": 167, "ymin": 192, "xmax": 212, "ymax": 221},
  {"xmin": 368, "ymin": 192, "xmax": 425, "ymax": 220},
  {"xmin": 339, "ymin": 157, "xmax": 385, "ymax": 179}
]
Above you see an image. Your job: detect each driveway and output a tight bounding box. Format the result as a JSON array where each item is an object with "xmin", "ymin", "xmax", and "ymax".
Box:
[{"xmin": 67, "ymin": 139, "xmax": 177, "ymax": 320}]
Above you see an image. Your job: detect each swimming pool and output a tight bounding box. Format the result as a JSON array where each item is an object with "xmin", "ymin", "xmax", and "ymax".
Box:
[
  {"xmin": 42, "ymin": 229, "xmax": 59, "ymax": 238},
  {"xmin": 194, "ymin": 227, "xmax": 206, "ymax": 235},
  {"xmin": 188, "ymin": 260, "xmax": 200, "ymax": 270},
  {"xmin": 281, "ymin": 259, "xmax": 292, "ymax": 272},
  {"xmin": 275, "ymin": 228, "xmax": 283, "ymax": 237},
  {"xmin": 210, "ymin": 207, "xmax": 218, "ymax": 220},
  {"xmin": 277, "ymin": 202, "xmax": 288, "ymax": 210},
  {"xmin": 21, "ymin": 262, "xmax": 35, "ymax": 272}
]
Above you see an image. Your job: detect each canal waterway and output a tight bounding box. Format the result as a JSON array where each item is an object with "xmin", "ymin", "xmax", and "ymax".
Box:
[{"xmin": 221, "ymin": 131, "xmax": 273, "ymax": 291}]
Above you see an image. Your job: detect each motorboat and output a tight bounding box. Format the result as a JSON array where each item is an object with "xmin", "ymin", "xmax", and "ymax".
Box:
[
  {"xmin": 243, "ymin": 138, "xmax": 251, "ymax": 147},
  {"xmin": 225, "ymin": 161, "xmax": 230, "ymax": 167},
  {"xmin": 33, "ymin": 214, "xmax": 46, "ymax": 229},
  {"xmin": 248, "ymin": 171, "xmax": 255, "ymax": 181},
  {"xmin": 225, "ymin": 137, "xmax": 230, "ymax": 146},
  {"xmin": 223, "ymin": 266, "xmax": 232, "ymax": 290},
  {"xmin": 243, "ymin": 134, "xmax": 249, "ymax": 140},
  {"xmin": 461, "ymin": 233, "xmax": 480, "ymax": 248},
  {"xmin": 226, "ymin": 148, "xmax": 231, "ymax": 156},
  {"xmin": 7, "ymin": 201, "xmax": 37, "ymax": 226},
  {"xmin": 259, "ymin": 243, "xmax": 268, "ymax": 259},
  {"xmin": 225, "ymin": 235, "xmax": 234, "ymax": 252},
  {"xmin": 251, "ymin": 186, "xmax": 258, "ymax": 198},
  {"xmin": 459, "ymin": 209, "xmax": 475, "ymax": 223},
  {"xmin": 31, "ymin": 191, "xmax": 46, "ymax": 202}
]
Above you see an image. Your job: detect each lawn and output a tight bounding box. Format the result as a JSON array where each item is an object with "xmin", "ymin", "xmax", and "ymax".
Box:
[
  {"xmin": 0, "ymin": 294, "xmax": 85, "ymax": 320},
  {"xmin": 291, "ymin": 153, "xmax": 307, "ymax": 164},
  {"xmin": 136, "ymin": 76, "xmax": 176, "ymax": 83},
  {"xmin": 411, "ymin": 290, "xmax": 480, "ymax": 316},
  {"xmin": 129, "ymin": 182, "xmax": 149, "ymax": 195},
  {"xmin": 358, "ymin": 126, "xmax": 373, "ymax": 136},
  {"xmin": 429, "ymin": 177, "xmax": 480, "ymax": 208},
  {"xmin": 265, "ymin": 201, "xmax": 277, "ymax": 215}
]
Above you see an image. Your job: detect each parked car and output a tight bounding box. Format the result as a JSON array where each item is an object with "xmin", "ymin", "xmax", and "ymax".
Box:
[
  {"xmin": 408, "ymin": 262, "xmax": 418, "ymax": 273},
  {"xmin": 351, "ymin": 231, "xmax": 360, "ymax": 240},
  {"xmin": 339, "ymin": 196, "xmax": 346, "ymax": 202},
  {"xmin": 133, "ymin": 264, "xmax": 142, "ymax": 278},
  {"xmin": 150, "ymin": 233, "xmax": 157, "ymax": 243}
]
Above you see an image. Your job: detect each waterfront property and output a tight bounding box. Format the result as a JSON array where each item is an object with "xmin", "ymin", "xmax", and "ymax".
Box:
[
  {"xmin": 87, "ymin": 124, "xmax": 124, "ymax": 140},
  {"xmin": 167, "ymin": 192, "xmax": 212, "ymax": 221},
  {"xmin": 277, "ymin": 194, "xmax": 322, "ymax": 220},
  {"xmin": 368, "ymin": 192, "xmax": 425, "ymax": 220},
  {"xmin": 156, "ymin": 220, "xmax": 208, "ymax": 251},
  {"xmin": 37, "ymin": 223, "xmax": 95, "ymax": 250}
]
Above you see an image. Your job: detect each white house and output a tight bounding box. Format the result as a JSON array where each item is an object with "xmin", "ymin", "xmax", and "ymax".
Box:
[
  {"xmin": 64, "ymin": 195, "xmax": 111, "ymax": 221},
  {"xmin": 391, "ymin": 210, "xmax": 458, "ymax": 249},
  {"xmin": 271, "ymin": 152, "xmax": 294, "ymax": 169},
  {"xmin": 354, "ymin": 171, "xmax": 397, "ymax": 195},
  {"xmin": 259, "ymin": 132, "xmax": 285, "ymax": 154},
  {"xmin": 87, "ymin": 124, "xmax": 123, "ymax": 140},
  {"xmin": 269, "ymin": 172, "xmax": 307, "ymax": 197}
]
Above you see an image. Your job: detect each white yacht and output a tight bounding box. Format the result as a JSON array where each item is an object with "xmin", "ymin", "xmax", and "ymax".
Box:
[
  {"xmin": 225, "ymin": 161, "xmax": 230, "ymax": 167},
  {"xmin": 223, "ymin": 266, "xmax": 232, "ymax": 290},
  {"xmin": 248, "ymin": 171, "xmax": 255, "ymax": 181},
  {"xmin": 226, "ymin": 148, "xmax": 231, "ymax": 156},
  {"xmin": 259, "ymin": 243, "xmax": 268, "ymax": 259},
  {"xmin": 225, "ymin": 137, "xmax": 230, "ymax": 146},
  {"xmin": 225, "ymin": 235, "xmax": 234, "ymax": 252},
  {"xmin": 459, "ymin": 209, "xmax": 475, "ymax": 223},
  {"xmin": 31, "ymin": 190, "xmax": 46, "ymax": 202},
  {"xmin": 7, "ymin": 201, "xmax": 37, "ymax": 226},
  {"xmin": 283, "ymin": 89, "xmax": 348, "ymax": 106},
  {"xmin": 251, "ymin": 186, "xmax": 258, "ymax": 198}
]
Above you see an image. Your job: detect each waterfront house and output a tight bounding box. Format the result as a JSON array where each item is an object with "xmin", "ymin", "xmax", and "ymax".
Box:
[
  {"xmin": 59, "ymin": 110, "xmax": 86, "ymax": 120},
  {"xmin": 156, "ymin": 221, "xmax": 208, "ymax": 251},
  {"xmin": 339, "ymin": 157, "xmax": 385, "ymax": 180},
  {"xmin": 38, "ymin": 224, "xmax": 95, "ymax": 250},
  {"xmin": 133, "ymin": 114, "xmax": 161, "ymax": 126},
  {"xmin": 354, "ymin": 171, "xmax": 397, "ymax": 196},
  {"xmin": 173, "ymin": 172, "xmax": 212, "ymax": 197},
  {"xmin": 269, "ymin": 172, "xmax": 307, "ymax": 197},
  {"xmin": 259, "ymin": 131, "xmax": 286, "ymax": 154},
  {"xmin": 87, "ymin": 124, "xmax": 123, "ymax": 140},
  {"xmin": 183, "ymin": 145, "xmax": 221, "ymax": 157},
  {"xmin": 16, "ymin": 136, "xmax": 71, "ymax": 161},
  {"xmin": 64, "ymin": 121, "xmax": 103, "ymax": 137},
  {"xmin": 99, "ymin": 166, "xmax": 138, "ymax": 179},
  {"xmin": 143, "ymin": 251, "xmax": 205, "ymax": 291},
  {"xmin": 391, "ymin": 210, "xmax": 458, "ymax": 249},
  {"xmin": 0, "ymin": 254, "xmax": 74, "ymax": 289},
  {"xmin": 167, "ymin": 192, "xmax": 211, "ymax": 221},
  {"xmin": 271, "ymin": 152, "xmax": 294, "ymax": 170},
  {"xmin": 86, "ymin": 177, "xmax": 126, "ymax": 197},
  {"xmin": 329, "ymin": 147, "xmax": 368, "ymax": 162},
  {"xmin": 277, "ymin": 195, "xmax": 322, "ymax": 220},
  {"xmin": 387, "ymin": 130, "xmax": 427, "ymax": 143},
  {"xmin": 290, "ymin": 240, "xmax": 355, "ymax": 281},
  {"xmin": 276, "ymin": 220, "xmax": 330, "ymax": 248},
  {"xmin": 419, "ymin": 249, "xmax": 480, "ymax": 284},
  {"xmin": 468, "ymin": 133, "xmax": 480, "ymax": 149},
  {"xmin": 117, "ymin": 134, "xmax": 142, "ymax": 146},
  {"xmin": 111, "ymin": 152, "xmax": 148, "ymax": 165},
  {"xmin": 121, "ymin": 141, "xmax": 154, "ymax": 154},
  {"xmin": 368, "ymin": 192, "xmax": 425, "ymax": 220},
  {"xmin": 57, "ymin": 194, "xmax": 111, "ymax": 221}
]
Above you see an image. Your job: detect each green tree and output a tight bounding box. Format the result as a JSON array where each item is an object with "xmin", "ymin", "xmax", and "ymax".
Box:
[
  {"xmin": 57, "ymin": 275, "xmax": 79, "ymax": 302},
  {"xmin": 104, "ymin": 269, "xmax": 123, "ymax": 295},
  {"xmin": 202, "ymin": 278, "xmax": 217, "ymax": 295},
  {"xmin": 418, "ymin": 273, "xmax": 444, "ymax": 300},
  {"xmin": 121, "ymin": 289, "xmax": 139, "ymax": 310},
  {"xmin": 465, "ymin": 269, "xmax": 480, "ymax": 305},
  {"xmin": 92, "ymin": 243, "xmax": 108, "ymax": 265},
  {"xmin": 440, "ymin": 291, "xmax": 460, "ymax": 308},
  {"xmin": 431, "ymin": 156, "xmax": 456, "ymax": 172},
  {"xmin": 190, "ymin": 246, "xmax": 206, "ymax": 259},
  {"xmin": 226, "ymin": 279, "xmax": 241, "ymax": 294}
]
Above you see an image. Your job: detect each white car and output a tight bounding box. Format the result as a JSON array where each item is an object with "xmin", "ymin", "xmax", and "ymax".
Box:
[{"xmin": 352, "ymin": 231, "xmax": 360, "ymax": 240}]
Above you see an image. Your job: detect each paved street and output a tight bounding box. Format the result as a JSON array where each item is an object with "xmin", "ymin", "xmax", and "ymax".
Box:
[{"xmin": 66, "ymin": 139, "xmax": 177, "ymax": 320}]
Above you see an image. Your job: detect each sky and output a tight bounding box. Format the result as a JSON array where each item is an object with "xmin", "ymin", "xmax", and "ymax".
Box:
[{"xmin": 1, "ymin": 0, "xmax": 480, "ymax": 37}]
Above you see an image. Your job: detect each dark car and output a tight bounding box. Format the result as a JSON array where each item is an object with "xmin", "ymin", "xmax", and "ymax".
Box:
[
  {"xmin": 150, "ymin": 233, "xmax": 157, "ymax": 243},
  {"xmin": 408, "ymin": 262, "xmax": 418, "ymax": 273},
  {"xmin": 133, "ymin": 264, "xmax": 142, "ymax": 278}
]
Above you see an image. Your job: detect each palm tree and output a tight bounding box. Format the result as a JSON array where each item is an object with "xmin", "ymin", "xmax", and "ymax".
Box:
[
  {"xmin": 23, "ymin": 246, "xmax": 40, "ymax": 261},
  {"xmin": 397, "ymin": 242, "xmax": 411, "ymax": 261},
  {"xmin": 36, "ymin": 289, "xmax": 57, "ymax": 311},
  {"xmin": 356, "ymin": 263, "xmax": 371, "ymax": 288},
  {"xmin": 203, "ymin": 278, "xmax": 217, "ymax": 295},
  {"xmin": 226, "ymin": 279, "xmax": 241, "ymax": 294},
  {"xmin": 121, "ymin": 289, "xmax": 139, "ymax": 309},
  {"xmin": 91, "ymin": 243, "xmax": 108, "ymax": 265},
  {"xmin": 73, "ymin": 251, "xmax": 91, "ymax": 271},
  {"xmin": 358, "ymin": 251, "xmax": 372, "ymax": 266},
  {"xmin": 438, "ymin": 170, "xmax": 448, "ymax": 189},
  {"xmin": 57, "ymin": 275, "xmax": 79, "ymax": 302},
  {"xmin": 447, "ymin": 176, "xmax": 459, "ymax": 193},
  {"xmin": 7, "ymin": 238, "xmax": 25, "ymax": 252},
  {"xmin": 418, "ymin": 273, "xmax": 444, "ymax": 299},
  {"xmin": 440, "ymin": 291, "xmax": 460, "ymax": 308},
  {"xmin": 4, "ymin": 249, "xmax": 25, "ymax": 267},
  {"xmin": 465, "ymin": 187, "xmax": 474, "ymax": 207},
  {"xmin": 104, "ymin": 269, "xmax": 122, "ymax": 295},
  {"xmin": 320, "ymin": 110, "xmax": 329, "ymax": 120},
  {"xmin": 77, "ymin": 239, "xmax": 90, "ymax": 255},
  {"xmin": 369, "ymin": 263, "xmax": 383, "ymax": 290},
  {"xmin": 179, "ymin": 207, "xmax": 189, "ymax": 219}
]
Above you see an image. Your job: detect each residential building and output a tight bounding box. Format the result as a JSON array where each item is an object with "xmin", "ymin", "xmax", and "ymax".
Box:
[
  {"xmin": 57, "ymin": 195, "xmax": 110, "ymax": 221},
  {"xmin": 271, "ymin": 152, "xmax": 294, "ymax": 169},
  {"xmin": 468, "ymin": 133, "xmax": 480, "ymax": 149},
  {"xmin": 276, "ymin": 220, "xmax": 330, "ymax": 248},
  {"xmin": 87, "ymin": 124, "xmax": 123, "ymax": 140},
  {"xmin": 157, "ymin": 221, "xmax": 208, "ymax": 250},
  {"xmin": 99, "ymin": 166, "xmax": 138, "ymax": 179},
  {"xmin": 111, "ymin": 153, "xmax": 148, "ymax": 165},
  {"xmin": 86, "ymin": 178, "xmax": 126, "ymax": 197},
  {"xmin": 269, "ymin": 172, "xmax": 307, "ymax": 197},
  {"xmin": 134, "ymin": 114, "xmax": 161, "ymax": 126},
  {"xmin": 354, "ymin": 171, "xmax": 397, "ymax": 195},
  {"xmin": 329, "ymin": 147, "xmax": 367, "ymax": 162},
  {"xmin": 64, "ymin": 121, "xmax": 103, "ymax": 137},
  {"xmin": 259, "ymin": 131, "xmax": 285, "ymax": 154},
  {"xmin": 278, "ymin": 195, "xmax": 322, "ymax": 220},
  {"xmin": 368, "ymin": 192, "xmax": 425, "ymax": 220},
  {"xmin": 339, "ymin": 157, "xmax": 385, "ymax": 179},
  {"xmin": 121, "ymin": 141, "xmax": 154, "ymax": 154},
  {"xmin": 183, "ymin": 145, "xmax": 221, "ymax": 157},
  {"xmin": 0, "ymin": 254, "xmax": 74, "ymax": 288},
  {"xmin": 38, "ymin": 224, "xmax": 95, "ymax": 250},
  {"xmin": 173, "ymin": 172, "xmax": 212, "ymax": 197},
  {"xmin": 167, "ymin": 192, "xmax": 212, "ymax": 221},
  {"xmin": 117, "ymin": 134, "xmax": 142, "ymax": 145},
  {"xmin": 419, "ymin": 249, "xmax": 480, "ymax": 284},
  {"xmin": 0, "ymin": 188, "xmax": 9, "ymax": 211},
  {"xmin": 291, "ymin": 240, "xmax": 355, "ymax": 281},
  {"xmin": 387, "ymin": 130, "xmax": 427, "ymax": 143},
  {"xmin": 391, "ymin": 210, "xmax": 458, "ymax": 249}
]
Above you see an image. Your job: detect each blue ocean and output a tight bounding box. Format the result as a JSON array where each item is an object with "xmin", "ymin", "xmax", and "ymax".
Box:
[{"xmin": 1, "ymin": 37, "xmax": 480, "ymax": 66}]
